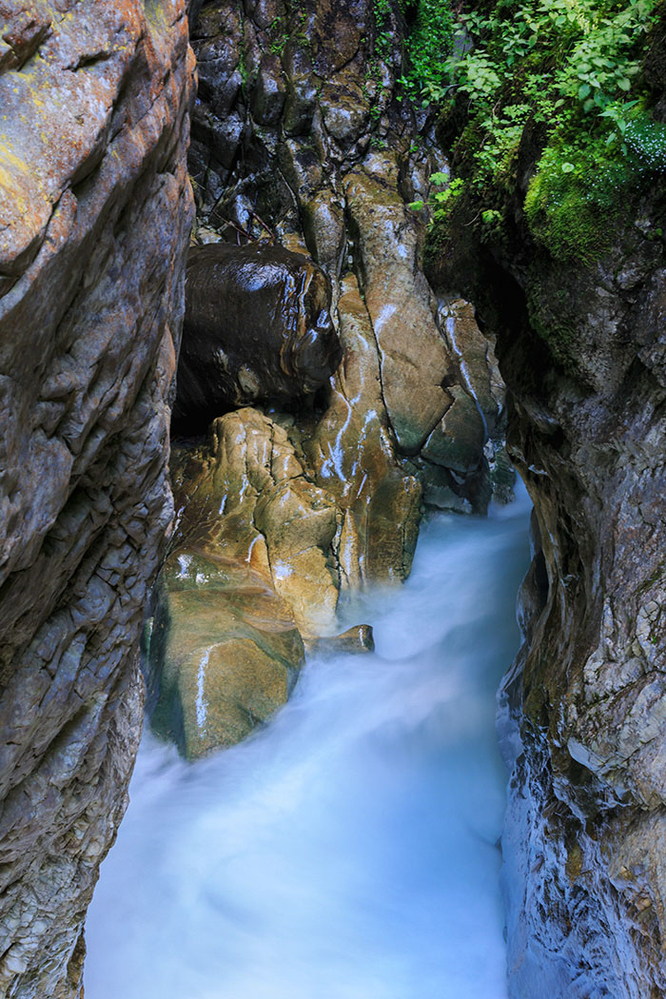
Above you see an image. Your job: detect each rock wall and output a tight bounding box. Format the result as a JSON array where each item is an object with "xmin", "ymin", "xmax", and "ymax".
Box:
[
  {"xmin": 427, "ymin": 21, "xmax": 666, "ymax": 996},
  {"xmin": 187, "ymin": 0, "xmax": 500, "ymax": 514},
  {"xmin": 140, "ymin": 0, "xmax": 510, "ymax": 761},
  {"xmin": 0, "ymin": 2, "xmax": 194, "ymax": 995}
]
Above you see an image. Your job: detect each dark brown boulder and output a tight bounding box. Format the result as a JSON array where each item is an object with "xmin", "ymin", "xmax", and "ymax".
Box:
[{"xmin": 173, "ymin": 242, "xmax": 341, "ymax": 429}]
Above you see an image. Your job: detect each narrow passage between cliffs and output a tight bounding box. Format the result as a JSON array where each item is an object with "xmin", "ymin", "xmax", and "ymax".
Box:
[{"xmin": 84, "ymin": 487, "xmax": 531, "ymax": 999}]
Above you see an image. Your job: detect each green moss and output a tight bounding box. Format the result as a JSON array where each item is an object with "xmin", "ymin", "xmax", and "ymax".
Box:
[
  {"xmin": 525, "ymin": 277, "xmax": 580, "ymax": 371},
  {"xmin": 524, "ymin": 112, "xmax": 666, "ymax": 260},
  {"xmin": 524, "ymin": 168, "xmax": 611, "ymax": 263},
  {"xmin": 429, "ymin": 0, "xmax": 665, "ymax": 262}
]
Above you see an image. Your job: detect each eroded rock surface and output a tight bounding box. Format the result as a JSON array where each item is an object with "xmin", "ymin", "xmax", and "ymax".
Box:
[
  {"xmin": 144, "ymin": 0, "xmax": 509, "ymax": 761},
  {"xmin": 173, "ymin": 242, "xmax": 340, "ymax": 428},
  {"xmin": 0, "ymin": 2, "xmax": 194, "ymax": 995},
  {"xmin": 304, "ymin": 272, "xmax": 422, "ymax": 589},
  {"xmin": 147, "ymin": 408, "xmax": 344, "ymax": 757},
  {"xmin": 187, "ymin": 0, "xmax": 496, "ymax": 512},
  {"xmin": 429, "ymin": 51, "xmax": 666, "ymax": 995}
]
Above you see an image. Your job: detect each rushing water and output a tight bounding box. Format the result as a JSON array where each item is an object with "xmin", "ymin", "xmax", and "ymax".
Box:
[{"xmin": 84, "ymin": 488, "xmax": 531, "ymax": 999}]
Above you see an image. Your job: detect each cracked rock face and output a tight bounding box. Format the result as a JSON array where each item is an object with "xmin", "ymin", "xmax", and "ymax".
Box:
[
  {"xmin": 147, "ymin": 408, "xmax": 339, "ymax": 757},
  {"xmin": 146, "ymin": 0, "xmax": 510, "ymax": 759},
  {"xmin": 0, "ymin": 1, "xmax": 194, "ymax": 995},
  {"xmin": 188, "ymin": 0, "xmax": 497, "ymax": 512}
]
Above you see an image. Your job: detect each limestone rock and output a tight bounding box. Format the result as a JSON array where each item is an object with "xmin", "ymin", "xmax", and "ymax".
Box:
[
  {"xmin": 0, "ymin": 2, "xmax": 194, "ymax": 996},
  {"xmin": 173, "ymin": 243, "xmax": 341, "ymax": 429},
  {"xmin": 187, "ymin": 0, "xmax": 493, "ymax": 516},
  {"xmin": 344, "ymin": 156, "xmax": 455, "ymax": 455},
  {"xmin": 304, "ymin": 273, "xmax": 422, "ymax": 589},
  {"xmin": 437, "ymin": 298, "xmax": 505, "ymax": 439},
  {"xmin": 305, "ymin": 624, "xmax": 375, "ymax": 659},
  {"xmin": 421, "ymin": 386, "xmax": 485, "ymax": 474},
  {"xmin": 146, "ymin": 408, "xmax": 341, "ymax": 756},
  {"xmin": 146, "ymin": 552, "xmax": 304, "ymax": 759}
]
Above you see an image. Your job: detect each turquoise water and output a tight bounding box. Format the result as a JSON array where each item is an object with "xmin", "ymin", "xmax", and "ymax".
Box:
[{"xmin": 84, "ymin": 488, "xmax": 530, "ymax": 999}]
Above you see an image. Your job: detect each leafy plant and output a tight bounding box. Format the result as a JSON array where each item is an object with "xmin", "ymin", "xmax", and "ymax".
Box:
[
  {"xmin": 436, "ymin": 0, "xmax": 664, "ymax": 260},
  {"xmin": 402, "ymin": 0, "xmax": 455, "ymax": 104}
]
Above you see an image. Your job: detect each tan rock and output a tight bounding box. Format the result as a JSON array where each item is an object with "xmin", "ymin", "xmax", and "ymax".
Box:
[
  {"xmin": 149, "ymin": 408, "xmax": 341, "ymax": 757},
  {"xmin": 438, "ymin": 298, "xmax": 505, "ymax": 437},
  {"xmin": 344, "ymin": 155, "xmax": 455, "ymax": 454},
  {"xmin": 305, "ymin": 624, "xmax": 375, "ymax": 658},
  {"xmin": 421, "ymin": 385, "xmax": 485, "ymax": 474},
  {"xmin": 304, "ymin": 274, "xmax": 422, "ymax": 588},
  {"xmin": 147, "ymin": 553, "xmax": 303, "ymax": 759}
]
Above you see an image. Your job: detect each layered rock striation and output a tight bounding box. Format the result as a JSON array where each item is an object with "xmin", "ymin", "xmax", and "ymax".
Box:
[{"xmin": 0, "ymin": 2, "xmax": 194, "ymax": 995}]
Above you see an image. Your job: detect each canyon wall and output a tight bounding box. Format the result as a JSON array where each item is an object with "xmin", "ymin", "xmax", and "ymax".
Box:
[
  {"xmin": 427, "ymin": 14, "xmax": 666, "ymax": 995},
  {"xmin": 140, "ymin": 0, "xmax": 511, "ymax": 760},
  {"xmin": 0, "ymin": 2, "xmax": 194, "ymax": 995}
]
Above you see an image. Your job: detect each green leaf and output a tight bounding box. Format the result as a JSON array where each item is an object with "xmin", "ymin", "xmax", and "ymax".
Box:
[
  {"xmin": 561, "ymin": 161, "xmax": 575, "ymax": 173},
  {"xmin": 617, "ymin": 77, "xmax": 631, "ymax": 91},
  {"xmin": 578, "ymin": 83, "xmax": 591, "ymax": 98},
  {"xmin": 408, "ymin": 200, "xmax": 424, "ymax": 211},
  {"xmin": 430, "ymin": 172, "xmax": 449, "ymax": 186}
]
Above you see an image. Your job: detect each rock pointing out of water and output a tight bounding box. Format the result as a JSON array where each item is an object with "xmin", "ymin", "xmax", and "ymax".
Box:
[
  {"xmin": 146, "ymin": 407, "xmax": 342, "ymax": 758},
  {"xmin": 173, "ymin": 243, "xmax": 341, "ymax": 428}
]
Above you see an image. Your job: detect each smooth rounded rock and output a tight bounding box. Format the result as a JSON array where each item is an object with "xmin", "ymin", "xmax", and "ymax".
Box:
[{"xmin": 173, "ymin": 242, "xmax": 341, "ymax": 429}]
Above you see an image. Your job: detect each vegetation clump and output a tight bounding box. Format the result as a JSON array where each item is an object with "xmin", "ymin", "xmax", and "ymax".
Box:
[
  {"xmin": 369, "ymin": 0, "xmax": 454, "ymax": 102},
  {"xmin": 401, "ymin": 0, "xmax": 455, "ymax": 103},
  {"xmin": 427, "ymin": 0, "xmax": 665, "ymax": 262}
]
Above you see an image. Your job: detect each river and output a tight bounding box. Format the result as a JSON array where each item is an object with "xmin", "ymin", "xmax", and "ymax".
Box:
[{"xmin": 84, "ymin": 486, "xmax": 531, "ymax": 999}]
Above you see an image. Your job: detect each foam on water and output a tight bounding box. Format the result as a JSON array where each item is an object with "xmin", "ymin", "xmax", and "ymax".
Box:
[{"xmin": 84, "ymin": 487, "xmax": 531, "ymax": 999}]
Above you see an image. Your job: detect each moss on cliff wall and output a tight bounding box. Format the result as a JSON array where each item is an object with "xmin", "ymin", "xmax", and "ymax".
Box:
[{"xmin": 424, "ymin": 0, "xmax": 666, "ymax": 377}]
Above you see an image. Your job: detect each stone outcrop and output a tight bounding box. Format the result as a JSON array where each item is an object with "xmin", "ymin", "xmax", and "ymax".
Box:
[
  {"xmin": 146, "ymin": 408, "xmax": 341, "ymax": 757},
  {"xmin": 141, "ymin": 0, "xmax": 509, "ymax": 761},
  {"xmin": 302, "ymin": 272, "xmax": 423, "ymax": 589},
  {"xmin": 173, "ymin": 241, "xmax": 340, "ymax": 428},
  {"xmin": 0, "ymin": 2, "xmax": 194, "ymax": 995},
  {"xmin": 427, "ymin": 26, "xmax": 666, "ymax": 994},
  {"xmin": 187, "ymin": 0, "xmax": 495, "ymax": 514}
]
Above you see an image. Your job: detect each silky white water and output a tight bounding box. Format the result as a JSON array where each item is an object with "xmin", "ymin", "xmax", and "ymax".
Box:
[{"xmin": 84, "ymin": 488, "xmax": 531, "ymax": 999}]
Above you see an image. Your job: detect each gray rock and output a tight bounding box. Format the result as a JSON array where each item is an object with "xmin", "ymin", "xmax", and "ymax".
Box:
[{"xmin": 0, "ymin": 2, "xmax": 194, "ymax": 996}]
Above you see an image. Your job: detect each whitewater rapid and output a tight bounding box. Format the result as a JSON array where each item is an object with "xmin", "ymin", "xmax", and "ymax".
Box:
[{"xmin": 84, "ymin": 488, "xmax": 531, "ymax": 999}]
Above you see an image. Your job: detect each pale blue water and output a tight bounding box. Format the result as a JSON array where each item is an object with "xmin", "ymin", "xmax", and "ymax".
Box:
[{"xmin": 84, "ymin": 487, "xmax": 531, "ymax": 999}]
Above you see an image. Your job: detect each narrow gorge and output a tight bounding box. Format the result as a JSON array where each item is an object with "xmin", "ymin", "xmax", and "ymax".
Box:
[{"xmin": 0, "ymin": 0, "xmax": 664, "ymax": 997}]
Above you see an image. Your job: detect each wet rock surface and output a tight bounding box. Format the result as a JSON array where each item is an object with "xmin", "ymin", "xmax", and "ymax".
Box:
[
  {"xmin": 146, "ymin": 408, "xmax": 344, "ymax": 758},
  {"xmin": 429, "ymin": 70, "xmax": 666, "ymax": 996},
  {"xmin": 147, "ymin": 552, "xmax": 304, "ymax": 758},
  {"xmin": 0, "ymin": 1, "xmax": 194, "ymax": 995},
  {"xmin": 147, "ymin": 0, "xmax": 508, "ymax": 760},
  {"xmin": 173, "ymin": 242, "xmax": 340, "ymax": 428},
  {"xmin": 303, "ymin": 273, "xmax": 423, "ymax": 589},
  {"xmin": 187, "ymin": 0, "xmax": 495, "ymax": 509}
]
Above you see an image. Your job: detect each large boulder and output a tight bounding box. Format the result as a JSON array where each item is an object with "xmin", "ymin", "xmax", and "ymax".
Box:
[
  {"xmin": 145, "ymin": 408, "xmax": 342, "ymax": 758},
  {"xmin": 173, "ymin": 242, "xmax": 341, "ymax": 428},
  {"xmin": 146, "ymin": 552, "xmax": 305, "ymax": 759}
]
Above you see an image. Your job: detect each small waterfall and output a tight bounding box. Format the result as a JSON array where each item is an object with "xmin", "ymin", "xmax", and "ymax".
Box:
[{"xmin": 84, "ymin": 488, "xmax": 531, "ymax": 999}]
